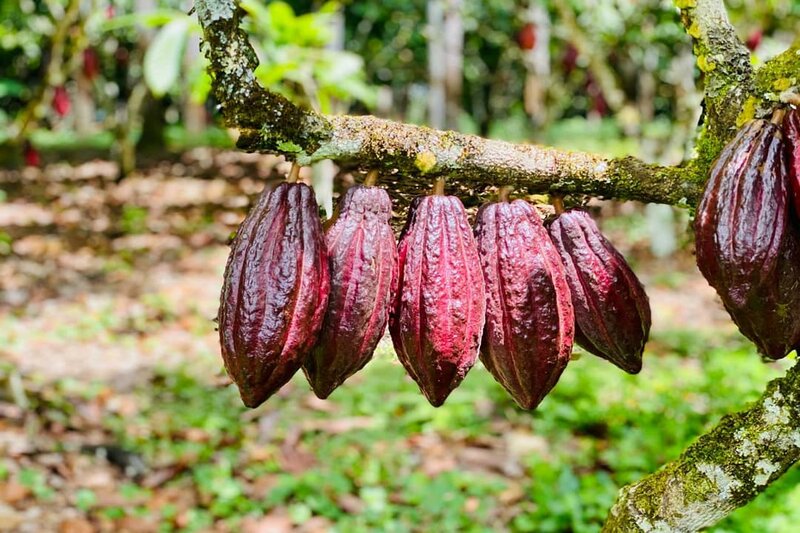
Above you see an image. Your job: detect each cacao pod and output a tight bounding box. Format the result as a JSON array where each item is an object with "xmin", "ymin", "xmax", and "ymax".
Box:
[
  {"xmin": 82, "ymin": 48, "xmax": 100, "ymax": 81},
  {"xmin": 52, "ymin": 86, "xmax": 70, "ymax": 118},
  {"xmin": 303, "ymin": 185, "xmax": 397, "ymax": 398},
  {"xmin": 547, "ymin": 209, "xmax": 650, "ymax": 374},
  {"xmin": 694, "ymin": 118, "xmax": 800, "ymax": 359},
  {"xmin": 730, "ymin": 227, "xmax": 800, "ymax": 359},
  {"xmin": 218, "ymin": 182, "xmax": 330, "ymax": 407},
  {"xmin": 389, "ymin": 194, "xmax": 486, "ymax": 407},
  {"xmin": 474, "ymin": 200, "xmax": 574, "ymax": 410},
  {"xmin": 784, "ymin": 108, "xmax": 800, "ymax": 218}
]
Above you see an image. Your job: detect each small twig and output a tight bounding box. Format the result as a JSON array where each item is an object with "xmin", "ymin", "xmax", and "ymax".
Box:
[
  {"xmin": 433, "ymin": 177, "xmax": 446, "ymax": 196},
  {"xmin": 498, "ymin": 186, "xmax": 513, "ymax": 202},
  {"xmin": 551, "ymin": 194, "xmax": 565, "ymax": 214},
  {"xmin": 287, "ymin": 162, "xmax": 301, "ymax": 183},
  {"xmin": 771, "ymin": 108, "xmax": 788, "ymax": 125}
]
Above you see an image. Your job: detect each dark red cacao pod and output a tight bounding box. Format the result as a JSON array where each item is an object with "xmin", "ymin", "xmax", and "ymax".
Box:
[
  {"xmin": 389, "ymin": 195, "xmax": 486, "ymax": 407},
  {"xmin": 784, "ymin": 108, "xmax": 800, "ymax": 218},
  {"xmin": 23, "ymin": 141, "xmax": 40, "ymax": 167},
  {"xmin": 745, "ymin": 29, "xmax": 763, "ymax": 51},
  {"xmin": 82, "ymin": 48, "xmax": 100, "ymax": 80},
  {"xmin": 218, "ymin": 182, "xmax": 330, "ymax": 407},
  {"xmin": 52, "ymin": 86, "xmax": 70, "ymax": 117},
  {"xmin": 303, "ymin": 185, "xmax": 397, "ymax": 398},
  {"xmin": 474, "ymin": 200, "xmax": 574, "ymax": 410},
  {"xmin": 694, "ymin": 118, "xmax": 800, "ymax": 359},
  {"xmin": 547, "ymin": 209, "xmax": 650, "ymax": 374},
  {"xmin": 728, "ymin": 227, "xmax": 800, "ymax": 359},
  {"xmin": 517, "ymin": 23, "xmax": 536, "ymax": 50}
]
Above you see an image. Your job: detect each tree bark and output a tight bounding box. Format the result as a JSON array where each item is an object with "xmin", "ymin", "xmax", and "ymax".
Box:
[{"xmin": 193, "ymin": 0, "xmax": 800, "ymax": 530}]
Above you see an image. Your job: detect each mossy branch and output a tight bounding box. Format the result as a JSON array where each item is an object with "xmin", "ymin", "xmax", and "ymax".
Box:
[
  {"xmin": 195, "ymin": 0, "xmax": 734, "ymax": 207},
  {"xmin": 603, "ymin": 362, "xmax": 800, "ymax": 532},
  {"xmin": 195, "ymin": 0, "xmax": 797, "ymax": 207}
]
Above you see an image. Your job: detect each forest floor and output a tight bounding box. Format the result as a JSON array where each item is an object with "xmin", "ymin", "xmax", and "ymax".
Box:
[{"xmin": 0, "ymin": 154, "xmax": 798, "ymax": 532}]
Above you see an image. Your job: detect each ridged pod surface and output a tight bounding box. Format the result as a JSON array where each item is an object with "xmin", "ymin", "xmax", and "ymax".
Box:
[
  {"xmin": 304, "ymin": 185, "xmax": 397, "ymax": 398},
  {"xmin": 785, "ymin": 108, "xmax": 800, "ymax": 218},
  {"xmin": 547, "ymin": 209, "xmax": 650, "ymax": 374},
  {"xmin": 730, "ymin": 227, "xmax": 800, "ymax": 359},
  {"xmin": 694, "ymin": 118, "xmax": 800, "ymax": 359},
  {"xmin": 389, "ymin": 195, "xmax": 486, "ymax": 407},
  {"xmin": 474, "ymin": 200, "xmax": 574, "ymax": 410},
  {"xmin": 218, "ymin": 183, "xmax": 330, "ymax": 407}
]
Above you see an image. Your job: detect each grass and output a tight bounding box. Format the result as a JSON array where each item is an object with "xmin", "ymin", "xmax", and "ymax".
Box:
[{"xmin": 12, "ymin": 328, "xmax": 798, "ymax": 531}]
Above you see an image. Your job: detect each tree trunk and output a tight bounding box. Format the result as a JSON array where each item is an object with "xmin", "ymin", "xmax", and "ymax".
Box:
[
  {"xmin": 427, "ymin": 0, "xmax": 446, "ymax": 130},
  {"xmin": 522, "ymin": 3, "xmax": 551, "ymax": 126},
  {"xmin": 443, "ymin": 0, "xmax": 463, "ymax": 130}
]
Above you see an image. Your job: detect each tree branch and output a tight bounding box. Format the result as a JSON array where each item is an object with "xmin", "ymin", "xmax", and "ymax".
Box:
[
  {"xmin": 603, "ymin": 361, "xmax": 800, "ymax": 532},
  {"xmin": 236, "ymin": 116, "xmax": 700, "ymax": 206},
  {"xmin": 196, "ymin": 0, "xmax": 710, "ymax": 206}
]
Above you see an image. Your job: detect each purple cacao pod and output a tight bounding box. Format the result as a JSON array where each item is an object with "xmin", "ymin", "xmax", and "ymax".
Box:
[
  {"xmin": 303, "ymin": 185, "xmax": 397, "ymax": 398},
  {"xmin": 784, "ymin": 108, "xmax": 800, "ymax": 218},
  {"xmin": 389, "ymin": 194, "xmax": 486, "ymax": 407},
  {"xmin": 474, "ymin": 200, "xmax": 574, "ymax": 409},
  {"xmin": 694, "ymin": 118, "xmax": 800, "ymax": 359},
  {"xmin": 547, "ymin": 209, "xmax": 650, "ymax": 374},
  {"xmin": 218, "ymin": 182, "xmax": 330, "ymax": 407}
]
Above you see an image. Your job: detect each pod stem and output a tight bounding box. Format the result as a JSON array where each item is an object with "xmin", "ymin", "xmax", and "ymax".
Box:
[
  {"xmin": 771, "ymin": 108, "xmax": 787, "ymax": 125},
  {"xmin": 287, "ymin": 162, "xmax": 301, "ymax": 183},
  {"xmin": 433, "ymin": 177, "xmax": 446, "ymax": 196},
  {"xmin": 551, "ymin": 194, "xmax": 565, "ymax": 214},
  {"xmin": 364, "ymin": 169, "xmax": 379, "ymax": 187},
  {"xmin": 498, "ymin": 186, "xmax": 513, "ymax": 202}
]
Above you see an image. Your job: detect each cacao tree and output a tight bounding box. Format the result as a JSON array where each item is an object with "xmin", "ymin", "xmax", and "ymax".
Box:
[{"xmin": 195, "ymin": 0, "xmax": 800, "ymax": 529}]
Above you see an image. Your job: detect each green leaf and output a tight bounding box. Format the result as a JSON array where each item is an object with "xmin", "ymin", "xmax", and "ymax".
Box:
[
  {"xmin": 0, "ymin": 78, "xmax": 25, "ymax": 98},
  {"xmin": 100, "ymin": 9, "xmax": 186, "ymax": 32},
  {"xmin": 277, "ymin": 141, "xmax": 303, "ymax": 153},
  {"xmin": 188, "ymin": 56, "xmax": 212, "ymax": 104},
  {"xmin": 75, "ymin": 489, "xmax": 97, "ymax": 511},
  {"xmin": 143, "ymin": 17, "xmax": 190, "ymax": 98}
]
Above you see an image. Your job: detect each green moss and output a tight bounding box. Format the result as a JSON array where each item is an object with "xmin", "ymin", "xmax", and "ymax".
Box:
[
  {"xmin": 773, "ymin": 78, "xmax": 793, "ymax": 92},
  {"xmin": 754, "ymin": 46, "xmax": 800, "ymax": 96},
  {"xmin": 737, "ymin": 97, "xmax": 759, "ymax": 127},
  {"xmin": 414, "ymin": 151, "xmax": 437, "ymax": 173},
  {"xmin": 675, "ymin": 0, "xmax": 696, "ymax": 9}
]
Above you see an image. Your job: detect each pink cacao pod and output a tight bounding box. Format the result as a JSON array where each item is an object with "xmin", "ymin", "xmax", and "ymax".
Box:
[
  {"xmin": 474, "ymin": 200, "xmax": 574, "ymax": 409},
  {"xmin": 695, "ymin": 118, "xmax": 800, "ymax": 359},
  {"xmin": 218, "ymin": 182, "xmax": 330, "ymax": 407},
  {"xmin": 547, "ymin": 209, "xmax": 650, "ymax": 374},
  {"xmin": 389, "ymin": 194, "xmax": 486, "ymax": 407},
  {"xmin": 303, "ymin": 185, "xmax": 397, "ymax": 398}
]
